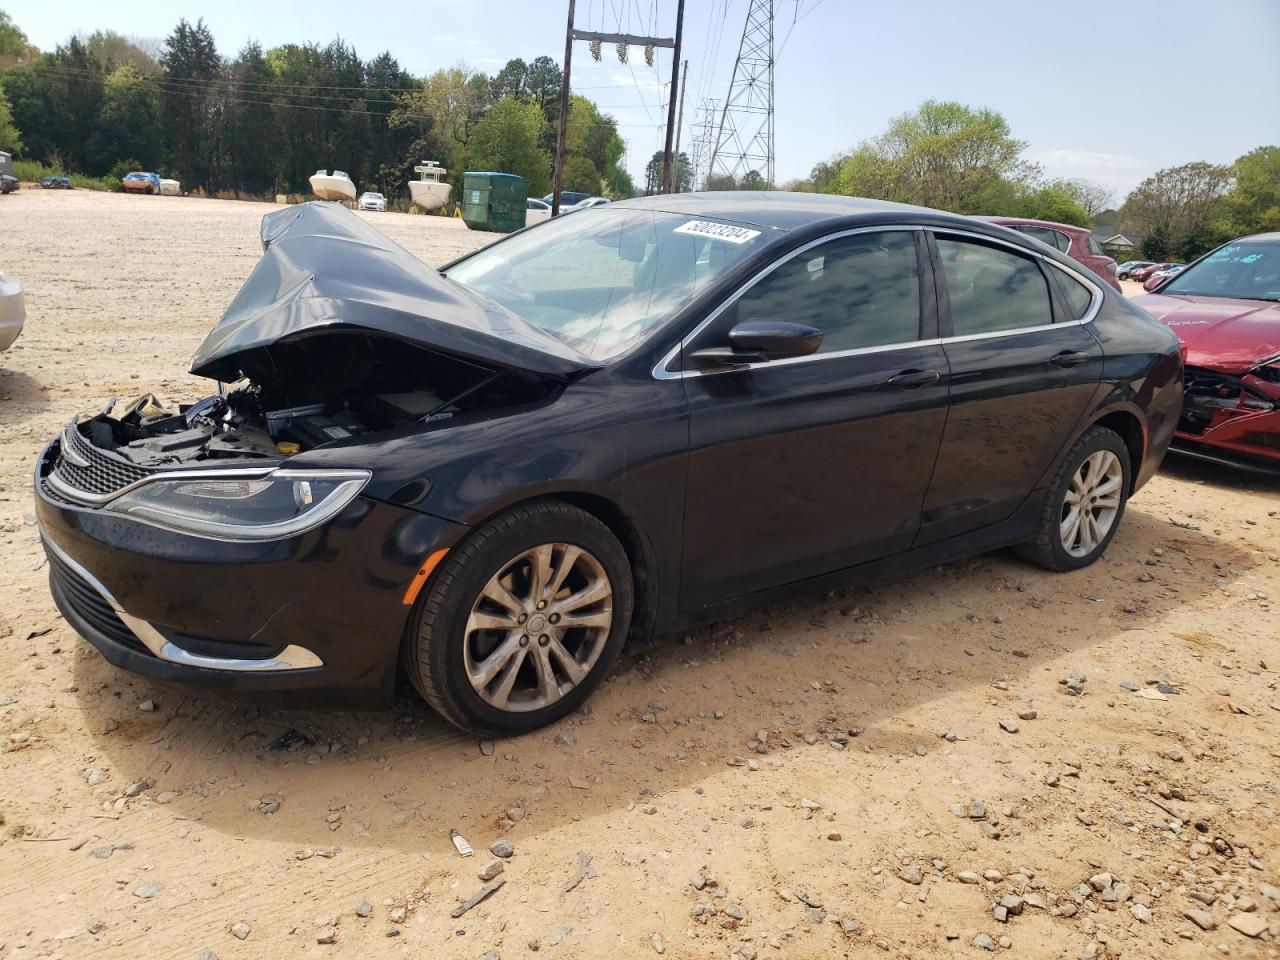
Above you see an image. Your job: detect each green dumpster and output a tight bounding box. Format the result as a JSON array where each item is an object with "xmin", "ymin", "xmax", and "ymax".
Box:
[{"xmin": 461, "ymin": 172, "xmax": 528, "ymax": 233}]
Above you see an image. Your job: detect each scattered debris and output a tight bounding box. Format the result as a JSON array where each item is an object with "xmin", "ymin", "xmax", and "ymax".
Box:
[{"xmin": 450, "ymin": 878, "xmax": 506, "ymax": 919}]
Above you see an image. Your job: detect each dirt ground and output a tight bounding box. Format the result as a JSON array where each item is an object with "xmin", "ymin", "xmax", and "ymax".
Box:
[{"xmin": 1, "ymin": 189, "xmax": 1278, "ymax": 960}]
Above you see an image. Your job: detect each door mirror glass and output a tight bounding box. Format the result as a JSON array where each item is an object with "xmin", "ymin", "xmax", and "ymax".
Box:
[{"xmin": 689, "ymin": 320, "xmax": 823, "ymax": 367}]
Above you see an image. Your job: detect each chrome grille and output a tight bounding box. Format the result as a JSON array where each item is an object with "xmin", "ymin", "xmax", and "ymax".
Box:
[{"xmin": 50, "ymin": 423, "xmax": 152, "ymax": 499}]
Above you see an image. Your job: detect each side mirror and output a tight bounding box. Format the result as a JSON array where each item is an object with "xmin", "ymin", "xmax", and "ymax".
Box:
[{"xmin": 688, "ymin": 320, "xmax": 823, "ymax": 367}]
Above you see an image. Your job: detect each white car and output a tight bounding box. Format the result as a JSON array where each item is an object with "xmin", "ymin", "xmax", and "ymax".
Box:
[
  {"xmin": 525, "ymin": 198, "xmax": 552, "ymax": 226},
  {"xmin": 569, "ymin": 196, "xmax": 610, "ymax": 211},
  {"xmin": 357, "ymin": 192, "xmax": 387, "ymax": 212},
  {"xmin": 0, "ymin": 273, "xmax": 25, "ymax": 353}
]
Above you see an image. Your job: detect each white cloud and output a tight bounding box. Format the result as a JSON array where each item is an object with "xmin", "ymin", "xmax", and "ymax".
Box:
[{"xmin": 1028, "ymin": 149, "xmax": 1144, "ymax": 171}]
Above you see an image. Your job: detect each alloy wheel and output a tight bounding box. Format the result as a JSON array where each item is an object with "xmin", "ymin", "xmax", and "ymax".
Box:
[
  {"xmin": 1059, "ymin": 450, "xmax": 1123, "ymax": 557},
  {"xmin": 462, "ymin": 543, "xmax": 613, "ymax": 712}
]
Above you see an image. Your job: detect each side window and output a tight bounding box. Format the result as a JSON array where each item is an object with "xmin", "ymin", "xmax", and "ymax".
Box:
[
  {"xmin": 731, "ymin": 231, "xmax": 921, "ymax": 353},
  {"xmin": 1056, "ymin": 269, "xmax": 1096, "ymax": 320},
  {"xmin": 1021, "ymin": 225, "xmax": 1069, "ymax": 252},
  {"xmin": 1087, "ymin": 235, "xmax": 1104, "ymax": 255},
  {"xmin": 936, "ymin": 237, "xmax": 1053, "ymax": 336}
]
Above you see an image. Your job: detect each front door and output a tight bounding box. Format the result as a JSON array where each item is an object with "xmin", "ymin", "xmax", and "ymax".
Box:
[
  {"xmin": 678, "ymin": 228, "xmax": 950, "ymax": 611},
  {"xmin": 916, "ymin": 231, "xmax": 1105, "ymax": 545}
]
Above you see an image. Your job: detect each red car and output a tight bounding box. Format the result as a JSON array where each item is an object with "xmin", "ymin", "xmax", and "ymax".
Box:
[
  {"xmin": 981, "ymin": 217, "xmax": 1121, "ymax": 291},
  {"xmin": 1133, "ymin": 233, "xmax": 1280, "ymax": 469},
  {"xmin": 1130, "ymin": 262, "xmax": 1179, "ymax": 283}
]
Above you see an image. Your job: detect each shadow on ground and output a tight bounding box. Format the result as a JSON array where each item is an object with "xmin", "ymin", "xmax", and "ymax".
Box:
[{"xmin": 63, "ymin": 500, "xmax": 1259, "ymax": 858}]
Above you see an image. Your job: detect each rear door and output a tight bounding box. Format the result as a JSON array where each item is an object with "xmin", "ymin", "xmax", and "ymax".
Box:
[
  {"xmin": 916, "ymin": 230, "xmax": 1105, "ymax": 545},
  {"xmin": 677, "ymin": 227, "xmax": 949, "ymax": 609}
]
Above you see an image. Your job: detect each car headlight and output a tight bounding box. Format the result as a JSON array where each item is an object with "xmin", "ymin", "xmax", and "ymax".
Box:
[{"xmin": 103, "ymin": 469, "xmax": 370, "ymax": 540}]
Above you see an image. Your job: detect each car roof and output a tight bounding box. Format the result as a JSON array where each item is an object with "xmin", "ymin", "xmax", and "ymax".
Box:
[{"xmin": 613, "ymin": 191, "xmax": 980, "ymax": 232}]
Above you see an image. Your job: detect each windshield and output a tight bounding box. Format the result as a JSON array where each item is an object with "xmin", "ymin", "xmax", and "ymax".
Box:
[
  {"xmin": 1161, "ymin": 240, "xmax": 1280, "ymax": 301},
  {"xmin": 446, "ymin": 208, "xmax": 770, "ymax": 360}
]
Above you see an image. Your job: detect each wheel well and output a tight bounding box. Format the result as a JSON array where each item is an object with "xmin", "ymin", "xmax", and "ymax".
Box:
[
  {"xmin": 550, "ymin": 492, "xmax": 658, "ymax": 643},
  {"xmin": 1093, "ymin": 411, "xmax": 1144, "ymax": 492}
]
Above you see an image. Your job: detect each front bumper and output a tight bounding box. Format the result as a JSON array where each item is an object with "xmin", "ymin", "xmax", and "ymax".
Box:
[
  {"xmin": 35, "ymin": 438, "xmax": 467, "ymax": 706},
  {"xmin": 1176, "ymin": 366, "xmax": 1280, "ymax": 467}
]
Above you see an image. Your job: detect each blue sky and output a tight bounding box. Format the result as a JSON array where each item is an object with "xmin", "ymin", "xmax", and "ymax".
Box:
[{"xmin": 10, "ymin": 0, "xmax": 1280, "ymax": 200}]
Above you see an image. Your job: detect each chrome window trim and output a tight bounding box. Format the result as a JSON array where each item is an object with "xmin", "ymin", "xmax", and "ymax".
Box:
[
  {"xmin": 40, "ymin": 532, "xmax": 324, "ymax": 671},
  {"xmin": 652, "ymin": 224, "xmax": 1103, "ymax": 381}
]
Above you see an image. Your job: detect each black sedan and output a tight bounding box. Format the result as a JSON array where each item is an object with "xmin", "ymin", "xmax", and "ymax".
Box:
[{"xmin": 35, "ymin": 195, "xmax": 1183, "ymax": 733}]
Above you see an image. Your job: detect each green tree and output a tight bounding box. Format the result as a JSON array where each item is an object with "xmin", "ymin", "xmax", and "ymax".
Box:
[
  {"xmin": 561, "ymin": 154, "xmax": 599, "ymax": 192},
  {"xmin": 491, "ymin": 58, "xmax": 529, "ymax": 101},
  {"xmin": 1120, "ymin": 161, "xmax": 1233, "ymax": 261},
  {"xmin": 1220, "ymin": 146, "xmax": 1280, "ymax": 236},
  {"xmin": 95, "ymin": 65, "xmax": 161, "ymax": 169},
  {"xmin": 1049, "ymin": 178, "xmax": 1114, "ymax": 221},
  {"xmin": 464, "ymin": 98, "xmax": 549, "ymax": 194},
  {"xmin": 0, "ymin": 86, "xmax": 19, "ymax": 152},
  {"xmin": 829, "ymin": 100, "xmax": 1036, "ymax": 213},
  {"xmin": 79, "ymin": 30, "xmax": 160, "ymax": 72},
  {"xmin": 159, "ymin": 18, "xmax": 221, "ymax": 189},
  {"xmin": 1012, "ymin": 185, "xmax": 1090, "ymax": 226},
  {"xmin": 0, "ymin": 10, "xmax": 36, "ymax": 70},
  {"xmin": 643, "ymin": 150, "xmax": 692, "ymax": 195},
  {"xmin": 704, "ymin": 172, "xmax": 736, "ymax": 191},
  {"xmin": 3, "ymin": 38, "xmax": 106, "ymax": 172}
]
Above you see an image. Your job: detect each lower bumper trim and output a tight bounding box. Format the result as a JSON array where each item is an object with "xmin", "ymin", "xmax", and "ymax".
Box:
[{"xmin": 43, "ymin": 533, "xmax": 324, "ymax": 673}]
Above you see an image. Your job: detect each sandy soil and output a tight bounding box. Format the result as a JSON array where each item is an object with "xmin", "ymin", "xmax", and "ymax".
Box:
[{"xmin": 1, "ymin": 189, "xmax": 1278, "ymax": 960}]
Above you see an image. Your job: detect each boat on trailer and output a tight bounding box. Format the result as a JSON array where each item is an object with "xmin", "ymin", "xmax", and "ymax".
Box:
[
  {"xmin": 309, "ymin": 169, "xmax": 356, "ymax": 202},
  {"xmin": 408, "ymin": 161, "xmax": 451, "ymax": 211}
]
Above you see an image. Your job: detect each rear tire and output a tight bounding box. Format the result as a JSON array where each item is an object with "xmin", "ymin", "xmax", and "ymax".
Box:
[
  {"xmin": 404, "ymin": 501, "xmax": 633, "ymax": 735},
  {"xmin": 1014, "ymin": 425, "xmax": 1131, "ymax": 572}
]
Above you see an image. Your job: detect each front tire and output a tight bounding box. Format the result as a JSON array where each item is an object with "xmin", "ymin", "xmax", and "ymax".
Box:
[
  {"xmin": 1015, "ymin": 425, "xmax": 1131, "ymax": 572},
  {"xmin": 404, "ymin": 501, "xmax": 634, "ymax": 734}
]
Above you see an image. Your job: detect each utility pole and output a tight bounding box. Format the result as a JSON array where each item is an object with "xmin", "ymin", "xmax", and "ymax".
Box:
[
  {"xmin": 659, "ymin": 0, "xmax": 686, "ymax": 194},
  {"xmin": 551, "ymin": 0, "xmax": 576, "ymax": 217},
  {"xmin": 667, "ymin": 59, "xmax": 688, "ymax": 193},
  {"xmin": 553, "ymin": 0, "xmax": 680, "ymax": 206}
]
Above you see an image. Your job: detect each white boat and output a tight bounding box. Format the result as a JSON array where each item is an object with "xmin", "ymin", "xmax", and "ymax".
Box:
[
  {"xmin": 408, "ymin": 161, "xmax": 451, "ymax": 211},
  {"xmin": 309, "ymin": 169, "xmax": 356, "ymax": 202}
]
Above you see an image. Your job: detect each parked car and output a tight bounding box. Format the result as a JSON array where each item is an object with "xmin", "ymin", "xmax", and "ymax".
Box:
[
  {"xmin": 1116, "ymin": 260, "xmax": 1155, "ymax": 280},
  {"xmin": 1132, "ymin": 233, "xmax": 1280, "ymax": 469},
  {"xmin": 980, "ymin": 217, "xmax": 1122, "ymax": 291},
  {"xmin": 357, "ymin": 191, "xmax": 387, "ymax": 212},
  {"xmin": 1, "ymin": 173, "xmax": 18, "ymax": 194},
  {"xmin": 1142, "ymin": 264, "xmax": 1186, "ymax": 291},
  {"xmin": 540, "ymin": 190, "xmax": 592, "ymax": 209},
  {"xmin": 0, "ymin": 273, "xmax": 24, "ymax": 352},
  {"xmin": 40, "ymin": 176, "xmax": 72, "ymax": 189},
  {"xmin": 35, "ymin": 195, "xmax": 1182, "ymax": 733},
  {"xmin": 1129, "ymin": 262, "xmax": 1178, "ymax": 283},
  {"xmin": 569, "ymin": 196, "xmax": 611, "ymax": 211},
  {"xmin": 525, "ymin": 198, "xmax": 552, "ymax": 226},
  {"xmin": 121, "ymin": 172, "xmax": 162, "ymax": 195}
]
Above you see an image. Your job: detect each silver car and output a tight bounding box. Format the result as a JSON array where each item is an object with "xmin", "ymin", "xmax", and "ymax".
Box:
[
  {"xmin": 357, "ymin": 192, "xmax": 387, "ymax": 212},
  {"xmin": 0, "ymin": 274, "xmax": 24, "ymax": 352}
]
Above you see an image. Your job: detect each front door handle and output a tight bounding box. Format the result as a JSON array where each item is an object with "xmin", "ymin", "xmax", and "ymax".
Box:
[
  {"xmin": 886, "ymin": 368, "xmax": 942, "ymax": 389},
  {"xmin": 1051, "ymin": 350, "xmax": 1091, "ymax": 368}
]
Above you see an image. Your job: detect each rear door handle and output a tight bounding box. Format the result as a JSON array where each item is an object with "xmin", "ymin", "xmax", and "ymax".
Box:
[
  {"xmin": 1051, "ymin": 350, "xmax": 1091, "ymax": 368},
  {"xmin": 886, "ymin": 369, "xmax": 942, "ymax": 389}
]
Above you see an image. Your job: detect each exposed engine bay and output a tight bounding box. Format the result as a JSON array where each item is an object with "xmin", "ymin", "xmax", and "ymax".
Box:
[
  {"xmin": 1177, "ymin": 365, "xmax": 1280, "ymax": 461},
  {"xmin": 81, "ymin": 333, "xmax": 556, "ymax": 468}
]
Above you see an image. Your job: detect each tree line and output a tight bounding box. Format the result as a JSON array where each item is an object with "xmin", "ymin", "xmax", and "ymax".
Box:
[
  {"xmin": 0, "ymin": 12, "xmax": 634, "ymax": 202},
  {"xmin": 789, "ymin": 100, "xmax": 1278, "ymax": 261}
]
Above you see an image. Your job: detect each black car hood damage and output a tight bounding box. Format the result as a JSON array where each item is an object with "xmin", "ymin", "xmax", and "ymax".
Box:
[{"xmin": 189, "ymin": 202, "xmax": 595, "ymax": 382}]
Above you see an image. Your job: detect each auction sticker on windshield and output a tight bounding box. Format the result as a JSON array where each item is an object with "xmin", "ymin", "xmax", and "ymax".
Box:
[{"xmin": 673, "ymin": 220, "xmax": 762, "ymax": 244}]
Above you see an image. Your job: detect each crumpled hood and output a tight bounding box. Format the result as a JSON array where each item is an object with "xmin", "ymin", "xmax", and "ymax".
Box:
[
  {"xmin": 1133, "ymin": 292, "xmax": 1280, "ymax": 374},
  {"xmin": 190, "ymin": 202, "xmax": 595, "ymax": 381}
]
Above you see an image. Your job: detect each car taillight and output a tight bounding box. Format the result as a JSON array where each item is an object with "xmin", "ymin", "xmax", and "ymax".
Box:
[{"xmin": 1179, "ymin": 341, "xmax": 1189, "ymax": 365}]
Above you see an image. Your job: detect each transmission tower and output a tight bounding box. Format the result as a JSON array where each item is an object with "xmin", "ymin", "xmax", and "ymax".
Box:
[
  {"xmin": 708, "ymin": 0, "xmax": 775, "ymax": 188},
  {"xmin": 689, "ymin": 97, "xmax": 719, "ymax": 190}
]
